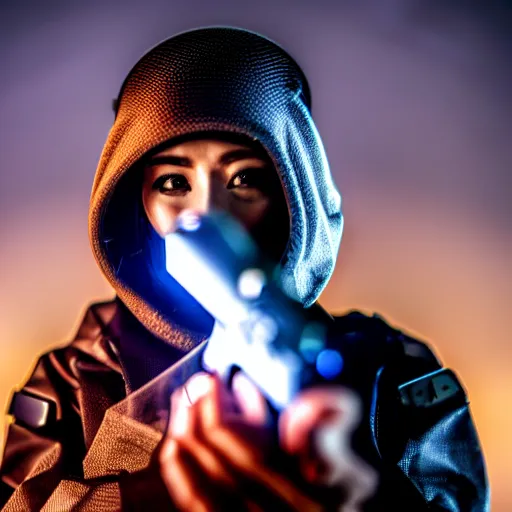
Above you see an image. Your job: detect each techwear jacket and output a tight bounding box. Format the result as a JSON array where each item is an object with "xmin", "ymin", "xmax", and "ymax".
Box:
[{"xmin": 0, "ymin": 300, "xmax": 488, "ymax": 510}]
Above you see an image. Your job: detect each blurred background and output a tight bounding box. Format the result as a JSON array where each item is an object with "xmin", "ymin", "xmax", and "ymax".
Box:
[{"xmin": 0, "ymin": 0, "xmax": 510, "ymax": 508}]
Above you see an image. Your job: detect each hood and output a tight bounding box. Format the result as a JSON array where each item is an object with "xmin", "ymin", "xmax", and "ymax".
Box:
[{"xmin": 89, "ymin": 26, "xmax": 343, "ymax": 350}]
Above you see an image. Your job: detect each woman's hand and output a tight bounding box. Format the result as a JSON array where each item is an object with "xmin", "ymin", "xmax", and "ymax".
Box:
[
  {"xmin": 280, "ymin": 386, "xmax": 378, "ymax": 510},
  {"xmin": 152, "ymin": 372, "xmax": 377, "ymax": 511}
]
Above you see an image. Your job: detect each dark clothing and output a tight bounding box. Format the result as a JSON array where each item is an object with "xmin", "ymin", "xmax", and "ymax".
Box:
[{"xmin": 0, "ymin": 300, "xmax": 488, "ymax": 510}]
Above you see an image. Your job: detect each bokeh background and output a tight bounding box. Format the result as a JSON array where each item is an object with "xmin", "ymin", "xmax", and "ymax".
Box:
[{"xmin": 0, "ymin": 0, "xmax": 510, "ymax": 508}]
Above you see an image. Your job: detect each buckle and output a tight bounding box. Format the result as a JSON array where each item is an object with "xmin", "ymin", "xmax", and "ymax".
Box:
[
  {"xmin": 8, "ymin": 390, "xmax": 56, "ymax": 429},
  {"xmin": 398, "ymin": 368, "xmax": 467, "ymax": 409}
]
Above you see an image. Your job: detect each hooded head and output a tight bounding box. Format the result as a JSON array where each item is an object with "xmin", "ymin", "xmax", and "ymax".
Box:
[{"xmin": 89, "ymin": 27, "xmax": 343, "ymax": 350}]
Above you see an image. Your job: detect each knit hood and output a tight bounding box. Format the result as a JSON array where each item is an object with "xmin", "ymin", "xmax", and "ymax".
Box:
[{"xmin": 89, "ymin": 26, "xmax": 343, "ymax": 350}]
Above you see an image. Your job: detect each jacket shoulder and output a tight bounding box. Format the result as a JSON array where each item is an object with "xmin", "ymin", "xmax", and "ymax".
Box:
[
  {"xmin": 0, "ymin": 299, "xmax": 121, "ymax": 505},
  {"xmin": 330, "ymin": 311, "xmax": 490, "ymax": 511},
  {"xmin": 6, "ymin": 299, "xmax": 120, "ymax": 426},
  {"xmin": 330, "ymin": 309, "xmax": 441, "ymax": 369}
]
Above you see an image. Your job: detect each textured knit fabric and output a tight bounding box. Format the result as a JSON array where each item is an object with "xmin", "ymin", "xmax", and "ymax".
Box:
[{"xmin": 89, "ymin": 27, "xmax": 343, "ymax": 350}]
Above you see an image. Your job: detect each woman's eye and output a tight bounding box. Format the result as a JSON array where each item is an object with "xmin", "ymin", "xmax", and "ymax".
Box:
[
  {"xmin": 228, "ymin": 169, "xmax": 259, "ymax": 188},
  {"xmin": 227, "ymin": 169, "xmax": 270, "ymax": 201},
  {"xmin": 152, "ymin": 174, "xmax": 191, "ymax": 195}
]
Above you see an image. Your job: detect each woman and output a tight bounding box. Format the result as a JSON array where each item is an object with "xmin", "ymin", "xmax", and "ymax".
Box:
[{"xmin": 0, "ymin": 27, "xmax": 488, "ymax": 511}]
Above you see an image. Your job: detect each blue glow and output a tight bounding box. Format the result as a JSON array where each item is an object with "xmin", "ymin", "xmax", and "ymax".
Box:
[
  {"xmin": 165, "ymin": 234, "xmax": 248, "ymax": 326},
  {"xmin": 243, "ymin": 311, "xmax": 278, "ymax": 345},
  {"xmin": 299, "ymin": 322, "xmax": 326, "ymax": 363},
  {"xmin": 237, "ymin": 268, "xmax": 266, "ymax": 299},
  {"xmin": 203, "ymin": 322, "xmax": 303, "ymax": 411},
  {"xmin": 316, "ymin": 349, "xmax": 343, "ymax": 380},
  {"xmin": 177, "ymin": 210, "xmax": 201, "ymax": 232},
  {"xmin": 299, "ymin": 337, "xmax": 324, "ymax": 364}
]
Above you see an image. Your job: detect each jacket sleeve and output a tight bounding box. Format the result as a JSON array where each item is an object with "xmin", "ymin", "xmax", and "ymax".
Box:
[
  {"xmin": 0, "ymin": 350, "xmax": 125, "ymax": 511},
  {"xmin": 372, "ymin": 332, "xmax": 490, "ymax": 511},
  {"xmin": 0, "ymin": 350, "xmax": 78, "ymax": 509},
  {"xmin": 0, "ymin": 350, "xmax": 177, "ymax": 511}
]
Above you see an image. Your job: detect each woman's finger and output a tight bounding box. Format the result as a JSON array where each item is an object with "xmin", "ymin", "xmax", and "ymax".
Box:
[
  {"xmin": 198, "ymin": 373, "xmax": 233, "ymax": 431},
  {"xmin": 195, "ymin": 380, "xmax": 321, "ymax": 511},
  {"xmin": 279, "ymin": 386, "xmax": 361, "ymax": 457},
  {"xmin": 158, "ymin": 439, "xmax": 212, "ymax": 512},
  {"xmin": 314, "ymin": 422, "xmax": 378, "ymax": 498},
  {"xmin": 161, "ymin": 385, "xmax": 246, "ymax": 510},
  {"xmin": 168, "ymin": 372, "xmax": 214, "ymax": 438},
  {"xmin": 278, "ymin": 386, "xmax": 378, "ymax": 506},
  {"xmin": 168, "ymin": 384, "xmax": 191, "ymax": 438},
  {"xmin": 164, "ymin": 377, "xmax": 327, "ymax": 511},
  {"xmin": 184, "ymin": 372, "xmax": 214, "ymax": 405},
  {"xmin": 231, "ymin": 371, "xmax": 270, "ymax": 426},
  {"xmin": 205, "ymin": 424, "xmax": 322, "ymax": 512},
  {"xmin": 175, "ymin": 392, "xmax": 239, "ymax": 489}
]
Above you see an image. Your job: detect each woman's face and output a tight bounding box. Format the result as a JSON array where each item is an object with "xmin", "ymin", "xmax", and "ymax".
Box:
[{"xmin": 142, "ymin": 137, "xmax": 290, "ymax": 261}]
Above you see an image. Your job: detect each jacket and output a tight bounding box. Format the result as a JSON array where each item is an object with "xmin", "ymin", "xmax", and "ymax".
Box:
[{"xmin": 0, "ymin": 299, "xmax": 489, "ymax": 511}]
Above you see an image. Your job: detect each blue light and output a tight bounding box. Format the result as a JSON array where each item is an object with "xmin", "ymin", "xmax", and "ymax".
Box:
[
  {"xmin": 299, "ymin": 322, "xmax": 326, "ymax": 363},
  {"xmin": 299, "ymin": 337, "xmax": 324, "ymax": 364},
  {"xmin": 177, "ymin": 210, "xmax": 202, "ymax": 232},
  {"xmin": 165, "ymin": 233, "xmax": 248, "ymax": 326},
  {"xmin": 237, "ymin": 268, "xmax": 266, "ymax": 299},
  {"xmin": 316, "ymin": 349, "xmax": 343, "ymax": 380}
]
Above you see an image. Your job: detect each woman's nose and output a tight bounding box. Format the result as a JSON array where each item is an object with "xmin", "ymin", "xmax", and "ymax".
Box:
[{"xmin": 194, "ymin": 173, "xmax": 230, "ymax": 214}]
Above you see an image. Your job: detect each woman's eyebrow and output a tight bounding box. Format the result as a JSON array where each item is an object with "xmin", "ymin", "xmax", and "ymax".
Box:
[
  {"xmin": 146, "ymin": 148, "xmax": 265, "ymax": 168},
  {"xmin": 219, "ymin": 148, "xmax": 263, "ymax": 165},
  {"xmin": 147, "ymin": 155, "xmax": 192, "ymax": 167}
]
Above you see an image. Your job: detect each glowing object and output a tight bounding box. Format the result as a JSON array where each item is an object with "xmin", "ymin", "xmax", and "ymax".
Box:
[
  {"xmin": 237, "ymin": 268, "xmax": 266, "ymax": 299},
  {"xmin": 164, "ymin": 212, "xmax": 342, "ymax": 411},
  {"xmin": 202, "ymin": 322, "xmax": 303, "ymax": 410},
  {"xmin": 165, "ymin": 233, "xmax": 249, "ymax": 326},
  {"xmin": 299, "ymin": 323, "xmax": 326, "ymax": 363},
  {"xmin": 316, "ymin": 349, "xmax": 344, "ymax": 380},
  {"xmin": 176, "ymin": 209, "xmax": 201, "ymax": 232}
]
